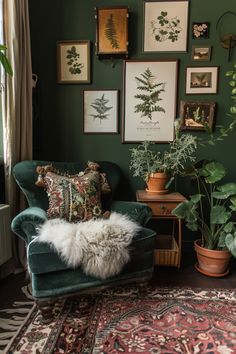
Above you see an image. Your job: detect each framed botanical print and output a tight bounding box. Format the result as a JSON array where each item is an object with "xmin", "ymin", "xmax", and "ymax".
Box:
[
  {"xmin": 122, "ymin": 59, "xmax": 178, "ymax": 143},
  {"xmin": 192, "ymin": 22, "xmax": 210, "ymax": 39},
  {"xmin": 191, "ymin": 45, "xmax": 211, "ymax": 61},
  {"xmin": 143, "ymin": 0, "xmax": 189, "ymax": 52},
  {"xmin": 57, "ymin": 40, "xmax": 90, "ymax": 83},
  {"xmin": 180, "ymin": 100, "xmax": 216, "ymax": 131},
  {"xmin": 83, "ymin": 90, "xmax": 119, "ymax": 134},
  {"xmin": 185, "ymin": 66, "xmax": 219, "ymax": 94},
  {"xmin": 96, "ymin": 7, "xmax": 129, "ymax": 58}
]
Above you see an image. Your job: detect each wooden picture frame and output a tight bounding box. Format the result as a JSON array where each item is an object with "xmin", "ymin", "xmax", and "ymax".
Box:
[
  {"xmin": 122, "ymin": 59, "xmax": 178, "ymax": 143},
  {"xmin": 96, "ymin": 7, "xmax": 129, "ymax": 58},
  {"xmin": 180, "ymin": 101, "xmax": 216, "ymax": 131},
  {"xmin": 57, "ymin": 40, "xmax": 90, "ymax": 84},
  {"xmin": 143, "ymin": 0, "xmax": 189, "ymax": 52},
  {"xmin": 83, "ymin": 89, "xmax": 119, "ymax": 134},
  {"xmin": 185, "ymin": 66, "xmax": 219, "ymax": 94},
  {"xmin": 191, "ymin": 45, "xmax": 211, "ymax": 61}
]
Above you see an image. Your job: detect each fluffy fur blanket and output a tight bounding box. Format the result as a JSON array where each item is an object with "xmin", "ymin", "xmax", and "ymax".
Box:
[{"xmin": 35, "ymin": 212, "xmax": 141, "ymax": 279}]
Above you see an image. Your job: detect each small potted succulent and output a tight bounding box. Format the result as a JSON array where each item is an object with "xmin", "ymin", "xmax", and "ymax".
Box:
[{"xmin": 129, "ymin": 131, "xmax": 197, "ymax": 193}]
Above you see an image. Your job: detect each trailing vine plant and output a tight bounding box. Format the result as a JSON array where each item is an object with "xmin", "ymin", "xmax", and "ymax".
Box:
[
  {"xmin": 90, "ymin": 94, "xmax": 112, "ymax": 123},
  {"xmin": 66, "ymin": 46, "xmax": 84, "ymax": 75},
  {"xmin": 105, "ymin": 14, "xmax": 119, "ymax": 49},
  {"xmin": 151, "ymin": 11, "xmax": 182, "ymax": 43},
  {"xmin": 134, "ymin": 67, "xmax": 166, "ymax": 120}
]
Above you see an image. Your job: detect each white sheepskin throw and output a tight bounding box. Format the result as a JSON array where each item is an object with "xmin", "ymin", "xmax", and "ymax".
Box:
[{"xmin": 35, "ymin": 212, "xmax": 141, "ymax": 279}]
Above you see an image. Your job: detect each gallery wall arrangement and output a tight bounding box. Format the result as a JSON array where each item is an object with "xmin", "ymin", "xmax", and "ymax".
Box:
[{"xmin": 29, "ymin": 0, "xmax": 236, "ymax": 208}]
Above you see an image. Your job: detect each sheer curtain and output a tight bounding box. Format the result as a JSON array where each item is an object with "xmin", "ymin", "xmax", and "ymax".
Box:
[{"xmin": 2, "ymin": 0, "xmax": 32, "ymax": 269}]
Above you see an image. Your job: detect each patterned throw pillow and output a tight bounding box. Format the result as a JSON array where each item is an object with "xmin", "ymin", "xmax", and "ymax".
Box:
[{"xmin": 43, "ymin": 170, "xmax": 102, "ymax": 222}]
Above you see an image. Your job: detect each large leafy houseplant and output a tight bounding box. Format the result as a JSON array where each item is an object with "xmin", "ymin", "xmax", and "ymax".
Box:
[
  {"xmin": 129, "ymin": 131, "xmax": 197, "ymax": 189},
  {"xmin": 172, "ymin": 161, "xmax": 236, "ymax": 255}
]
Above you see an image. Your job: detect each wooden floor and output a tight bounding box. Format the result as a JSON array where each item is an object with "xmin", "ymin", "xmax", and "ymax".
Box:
[{"xmin": 1, "ymin": 253, "xmax": 236, "ymax": 310}]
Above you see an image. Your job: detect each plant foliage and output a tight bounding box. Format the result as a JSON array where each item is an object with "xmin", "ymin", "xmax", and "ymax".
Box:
[
  {"xmin": 0, "ymin": 44, "xmax": 12, "ymax": 76},
  {"xmin": 66, "ymin": 46, "xmax": 84, "ymax": 75},
  {"xmin": 151, "ymin": 11, "xmax": 182, "ymax": 43},
  {"xmin": 90, "ymin": 94, "xmax": 112, "ymax": 122},
  {"xmin": 134, "ymin": 67, "xmax": 166, "ymax": 120},
  {"xmin": 129, "ymin": 133, "xmax": 197, "ymax": 184},
  {"xmin": 172, "ymin": 161, "xmax": 236, "ymax": 256},
  {"xmin": 105, "ymin": 14, "xmax": 119, "ymax": 49}
]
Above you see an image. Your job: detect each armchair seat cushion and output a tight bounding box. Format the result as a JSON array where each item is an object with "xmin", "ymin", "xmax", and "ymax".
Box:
[{"xmin": 28, "ymin": 227, "xmax": 155, "ymax": 275}]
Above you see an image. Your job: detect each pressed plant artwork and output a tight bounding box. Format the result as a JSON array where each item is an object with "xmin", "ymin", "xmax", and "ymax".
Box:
[
  {"xmin": 144, "ymin": 1, "xmax": 189, "ymax": 52},
  {"xmin": 151, "ymin": 11, "xmax": 182, "ymax": 43},
  {"xmin": 180, "ymin": 101, "xmax": 216, "ymax": 131},
  {"xmin": 83, "ymin": 90, "xmax": 118, "ymax": 133},
  {"xmin": 123, "ymin": 59, "xmax": 178, "ymax": 142},
  {"xmin": 104, "ymin": 14, "xmax": 119, "ymax": 49},
  {"xmin": 192, "ymin": 22, "xmax": 210, "ymax": 39},
  {"xmin": 134, "ymin": 68, "xmax": 166, "ymax": 120},
  {"xmin": 66, "ymin": 46, "xmax": 84, "ymax": 75},
  {"xmin": 186, "ymin": 67, "xmax": 219, "ymax": 94},
  {"xmin": 90, "ymin": 94, "xmax": 113, "ymax": 123},
  {"xmin": 57, "ymin": 41, "xmax": 90, "ymax": 83},
  {"xmin": 96, "ymin": 7, "xmax": 128, "ymax": 56}
]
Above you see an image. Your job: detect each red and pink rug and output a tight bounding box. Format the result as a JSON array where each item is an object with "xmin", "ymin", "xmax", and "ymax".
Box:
[{"xmin": 4, "ymin": 286, "xmax": 236, "ymax": 353}]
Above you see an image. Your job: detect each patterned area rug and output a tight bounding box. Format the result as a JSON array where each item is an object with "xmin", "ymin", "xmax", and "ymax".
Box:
[{"xmin": 3, "ymin": 286, "xmax": 236, "ymax": 354}]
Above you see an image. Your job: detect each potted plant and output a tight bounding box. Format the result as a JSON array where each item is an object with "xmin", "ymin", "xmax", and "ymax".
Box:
[
  {"xmin": 172, "ymin": 160, "xmax": 236, "ymax": 277},
  {"xmin": 129, "ymin": 131, "xmax": 197, "ymax": 193}
]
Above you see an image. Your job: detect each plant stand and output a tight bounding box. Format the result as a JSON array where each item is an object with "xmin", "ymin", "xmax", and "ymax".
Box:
[{"xmin": 136, "ymin": 190, "xmax": 186, "ymax": 268}]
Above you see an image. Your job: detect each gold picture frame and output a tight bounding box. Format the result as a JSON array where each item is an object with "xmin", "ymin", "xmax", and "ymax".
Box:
[
  {"xmin": 57, "ymin": 40, "xmax": 90, "ymax": 84},
  {"xmin": 96, "ymin": 7, "xmax": 129, "ymax": 58}
]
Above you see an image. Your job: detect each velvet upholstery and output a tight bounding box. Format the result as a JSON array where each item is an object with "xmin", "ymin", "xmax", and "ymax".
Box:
[{"xmin": 12, "ymin": 160, "xmax": 156, "ymax": 303}]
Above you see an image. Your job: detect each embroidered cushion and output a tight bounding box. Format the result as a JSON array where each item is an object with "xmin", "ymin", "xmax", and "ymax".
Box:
[{"xmin": 43, "ymin": 170, "xmax": 102, "ymax": 222}]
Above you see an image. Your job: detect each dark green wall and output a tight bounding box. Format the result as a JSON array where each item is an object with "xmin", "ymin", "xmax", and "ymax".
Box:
[{"xmin": 29, "ymin": 0, "xmax": 236, "ymax": 201}]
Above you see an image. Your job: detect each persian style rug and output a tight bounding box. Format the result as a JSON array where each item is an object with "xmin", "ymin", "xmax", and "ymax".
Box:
[{"xmin": 2, "ymin": 286, "xmax": 236, "ymax": 354}]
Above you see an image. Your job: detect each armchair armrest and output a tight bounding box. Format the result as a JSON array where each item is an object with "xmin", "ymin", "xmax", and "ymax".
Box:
[
  {"xmin": 110, "ymin": 201, "xmax": 152, "ymax": 226},
  {"xmin": 11, "ymin": 207, "xmax": 47, "ymax": 244}
]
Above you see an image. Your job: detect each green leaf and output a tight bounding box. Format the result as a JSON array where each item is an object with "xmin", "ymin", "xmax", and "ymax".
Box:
[
  {"xmin": 226, "ymin": 70, "xmax": 234, "ymax": 76},
  {"xmin": 229, "ymin": 80, "xmax": 236, "ymax": 87},
  {"xmin": 0, "ymin": 51, "xmax": 13, "ymax": 76},
  {"xmin": 230, "ymin": 196, "xmax": 236, "ymax": 211},
  {"xmin": 212, "ymin": 183, "xmax": 236, "ymax": 199},
  {"xmin": 223, "ymin": 222, "xmax": 235, "ymax": 233},
  {"xmin": 199, "ymin": 161, "xmax": 226, "ymax": 183},
  {"xmin": 190, "ymin": 194, "xmax": 203, "ymax": 203},
  {"xmin": 210, "ymin": 205, "xmax": 231, "ymax": 224},
  {"xmin": 230, "ymin": 106, "xmax": 236, "ymax": 114},
  {"xmin": 232, "ymin": 88, "xmax": 236, "ymax": 95},
  {"xmin": 225, "ymin": 233, "xmax": 236, "ymax": 256}
]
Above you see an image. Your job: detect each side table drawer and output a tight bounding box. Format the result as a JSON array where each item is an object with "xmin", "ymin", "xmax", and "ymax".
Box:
[{"xmin": 147, "ymin": 202, "xmax": 178, "ymax": 216}]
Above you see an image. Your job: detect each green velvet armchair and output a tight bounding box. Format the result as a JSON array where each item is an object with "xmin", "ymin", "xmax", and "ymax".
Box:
[{"xmin": 11, "ymin": 160, "xmax": 156, "ymax": 323}]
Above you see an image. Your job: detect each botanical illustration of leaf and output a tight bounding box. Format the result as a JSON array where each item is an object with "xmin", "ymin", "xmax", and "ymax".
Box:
[
  {"xmin": 66, "ymin": 46, "xmax": 83, "ymax": 75},
  {"xmin": 90, "ymin": 94, "xmax": 113, "ymax": 122},
  {"xmin": 104, "ymin": 14, "xmax": 119, "ymax": 49}
]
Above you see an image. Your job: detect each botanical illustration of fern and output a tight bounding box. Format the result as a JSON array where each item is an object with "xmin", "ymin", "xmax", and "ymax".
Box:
[
  {"xmin": 104, "ymin": 14, "xmax": 119, "ymax": 49},
  {"xmin": 66, "ymin": 46, "xmax": 84, "ymax": 75},
  {"xmin": 134, "ymin": 67, "xmax": 166, "ymax": 120},
  {"xmin": 90, "ymin": 94, "xmax": 112, "ymax": 123}
]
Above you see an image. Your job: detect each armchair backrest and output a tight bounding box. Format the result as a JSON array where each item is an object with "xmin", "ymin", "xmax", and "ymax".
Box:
[{"xmin": 13, "ymin": 160, "xmax": 121, "ymax": 210}]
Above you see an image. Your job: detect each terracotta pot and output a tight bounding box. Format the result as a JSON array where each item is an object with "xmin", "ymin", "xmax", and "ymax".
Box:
[
  {"xmin": 146, "ymin": 172, "xmax": 169, "ymax": 194},
  {"xmin": 194, "ymin": 239, "xmax": 231, "ymax": 277}
]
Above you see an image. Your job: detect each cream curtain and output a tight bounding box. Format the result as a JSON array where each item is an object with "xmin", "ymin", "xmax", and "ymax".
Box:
[{"xmin": 2, "ymin": 0, "xmax": 32, "ymax": 269}]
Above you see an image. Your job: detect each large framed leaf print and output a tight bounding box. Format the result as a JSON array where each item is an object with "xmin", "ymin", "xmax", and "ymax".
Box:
[
  {"xmin": 122, "ymin": 59, "xmax": 178, "ymax": 143},
  {"xmin": 143, "ymin": 0, "xmax": 189, "ymax": 52}
]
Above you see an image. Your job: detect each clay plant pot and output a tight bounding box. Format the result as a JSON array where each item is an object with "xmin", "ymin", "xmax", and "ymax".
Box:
[
  {"xmin": 194, "ymin": 239, "xmax": 231, "ymax": 277},
  {"xmin": 146, "ymin": 172, "xmax": 169, "ymax": 194}
]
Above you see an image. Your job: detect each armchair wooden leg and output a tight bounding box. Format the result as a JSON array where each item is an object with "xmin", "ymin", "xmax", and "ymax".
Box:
[{"xmin": 36, "ymin": 299, "xmax": 55, "ymax": 324}]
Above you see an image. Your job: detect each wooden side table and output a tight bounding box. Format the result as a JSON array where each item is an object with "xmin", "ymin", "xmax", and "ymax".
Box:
[{"xmin": 136, "ymin": 190, "xmax": 186, "ymax": 268}]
